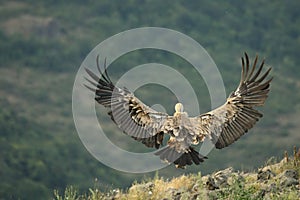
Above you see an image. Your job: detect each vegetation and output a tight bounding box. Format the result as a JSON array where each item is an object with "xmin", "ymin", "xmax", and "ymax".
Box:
[
  {"xmin": 0, "ymin": 0, "xmax": 300, "ymax": 199},
  {"xmin": 54, "ymin": 148, "xmax": 300, "ymax": 199}
]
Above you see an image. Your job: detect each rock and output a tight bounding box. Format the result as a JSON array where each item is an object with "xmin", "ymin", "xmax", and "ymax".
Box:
[
  {"xmin": 203, "ymin": 167, "xmax": 246, "ymax": 190},
  {"xmin": 129, "ymin": 182, "xmax": 154, "ymax": 193},
  {"xmin": 278, "ymin": 169, "xmax": 298, "ymax": 179},
  {"xmin": 203, "ymin": 167, "xmax": 236, "ymax": 189},
  {"xmin": 280, "ymin": 177, "xmax": 299, "ymax": 187},
  {"xmin": 213, "ymin": 173, "xmax": 228, "ymax": 188},
  {"xmin": 206, "ymin": 176, "xmax": 219, "ymax": 190},
  {"xmin": 257, "ymin": 169, "xmax": 275, "ymax": 181},
  {"xmin": 213, "ymin": 167, "xmax": 233, "ymax": 188},
  {"xmin": 277, "ymin": 169, "xmax": 299, "ymax": 187},
  {"xmin": 214, "ymin": 167, "xmax": 234, "ymax": 176}
]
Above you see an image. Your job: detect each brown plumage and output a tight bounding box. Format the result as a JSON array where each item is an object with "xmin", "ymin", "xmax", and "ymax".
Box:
[{"xmin": 85, "ymin": 53, "xmax": 272, "ymax": 168}]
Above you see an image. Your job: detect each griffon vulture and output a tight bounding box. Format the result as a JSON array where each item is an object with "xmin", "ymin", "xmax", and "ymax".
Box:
[{"xmin": 85, "ymin": 53, "xmax": 272, "ymax": 168}]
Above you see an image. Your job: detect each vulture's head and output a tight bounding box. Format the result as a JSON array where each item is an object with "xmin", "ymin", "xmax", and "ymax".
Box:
[{"xmin": 175, "ymin": 103, "xmax": 184, "ymax": 113}]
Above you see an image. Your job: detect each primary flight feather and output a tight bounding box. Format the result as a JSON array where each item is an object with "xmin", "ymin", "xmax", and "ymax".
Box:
[{"xmin": 85, "ymin": 53, "xmax": 272, "ymax": 168}]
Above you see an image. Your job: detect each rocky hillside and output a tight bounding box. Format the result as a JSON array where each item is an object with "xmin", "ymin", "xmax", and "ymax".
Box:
[{"xmin": 55, "ymin": 147, "xmax": 300, "ymax": 200}]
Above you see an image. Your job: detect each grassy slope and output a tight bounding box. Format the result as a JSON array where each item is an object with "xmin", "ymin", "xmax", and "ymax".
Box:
[{"xmin": 55, "ymin": 149, "xmax": 300, "ymax": 200}]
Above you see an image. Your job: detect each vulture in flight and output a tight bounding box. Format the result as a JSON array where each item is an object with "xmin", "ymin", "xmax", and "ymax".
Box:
[{"xmin": 85, "ymin": 53, "xmax": 272, "ymax": 168}]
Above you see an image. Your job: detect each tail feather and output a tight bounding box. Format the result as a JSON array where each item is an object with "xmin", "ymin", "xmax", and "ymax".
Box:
[{"xmin": 155, "ymin": 146, "xmax": 207, "ymax": 168}]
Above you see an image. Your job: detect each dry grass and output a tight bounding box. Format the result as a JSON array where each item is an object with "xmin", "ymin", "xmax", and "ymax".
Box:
[
  {"xmin": 125, "ymin": 174, "xmax": 196, "ymax": 200},
  {"xmin": 55, "ymin": 147, "xmax": 300, "ymax": 200}
]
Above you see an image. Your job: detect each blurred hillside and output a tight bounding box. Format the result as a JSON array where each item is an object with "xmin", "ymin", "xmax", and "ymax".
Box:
[{"xmin": 0, "ymin": 0, "xmax": 300, "ymax": 199}]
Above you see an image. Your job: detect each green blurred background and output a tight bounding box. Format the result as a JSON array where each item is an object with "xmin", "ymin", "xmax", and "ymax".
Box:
[{"xmin": 0, "ymin": 0, "xmax": 300, "ymax": 199}]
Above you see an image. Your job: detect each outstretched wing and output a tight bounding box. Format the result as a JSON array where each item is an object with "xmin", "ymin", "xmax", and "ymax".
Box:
[
  {"xmin": 84, "ymin": 56, "xmax": 171, "ymax": 149},
  {"xmin": 192, "ymin": 53, "xmax": 272, "ymax": 149}
]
